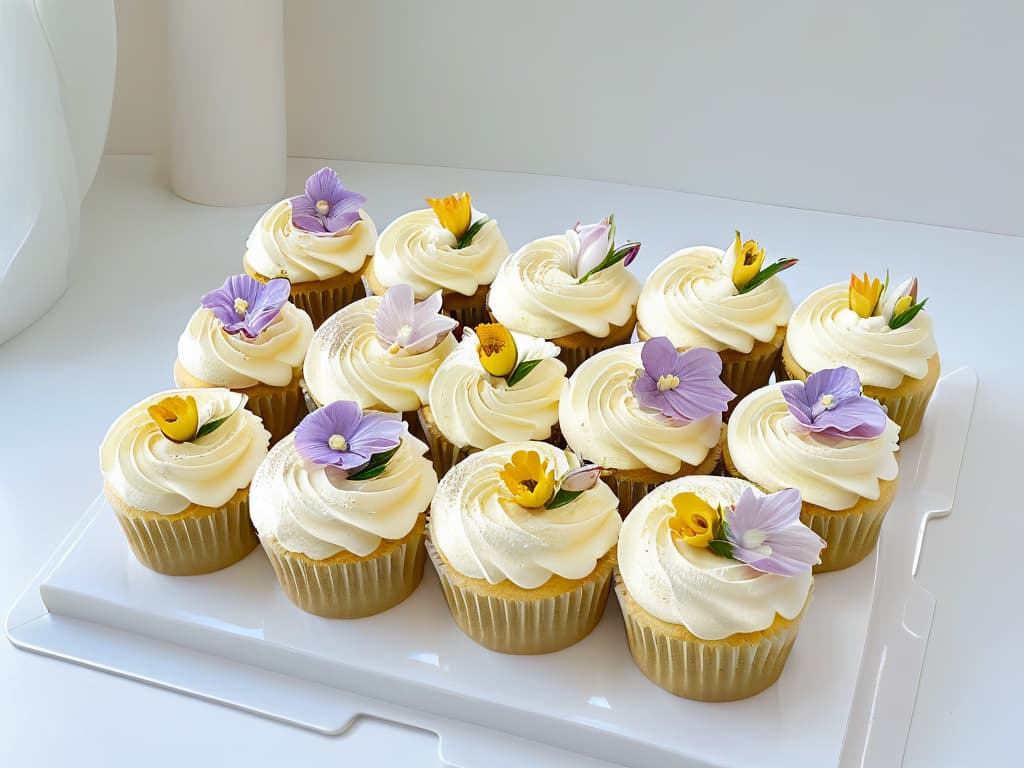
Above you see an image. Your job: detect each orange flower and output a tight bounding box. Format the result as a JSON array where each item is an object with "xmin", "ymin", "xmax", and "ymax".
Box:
[
  {"xmin": 426, "ymin": 192, "xmax": 472, "ymax": 240},
  {"xmin": 668, "ymin": 492, "xmax": 720, "ymax": 548},
  {"xmin": 147, "ymin": 395, "xmax": 199, "ymax": 442},
  {"xmin": 848, "ymin": 272, "xmax": 884, "ymax": 318},
  {"xmin": 475, "ymin": 323, "xmax": 518, "ymax": 377},
  {"xmin": 499, "ymin": 450, "xmax": 555, "ymax": 509}
]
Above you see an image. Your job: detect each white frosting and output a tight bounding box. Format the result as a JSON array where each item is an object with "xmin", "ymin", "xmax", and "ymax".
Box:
[
  {"xmin": 787, "ymin": 282, "xmax": 938, "ymax": 388},
  {"xmin": 430, "ymin": 441, "xmax": 621, "ymax": 589},
  {"xmin": 303, "ymin": 295, "xmax": 457, "ymax": 412},
  {"xmin": 249, "ymin": 430, "xmax": 436, "ymax": 560},
  {"xmin": 176, "ymin": 304, "xmax": 313, "ymax": 388},
  {"xmin": 636, "ymin": 245, "xmax": 792, "ymax": 353},
  {"xmin": 100, "ymin": 389, "xmax": 270, "ymax": 515},
  {"xmin": 618, "ymin": 476, "xmax": 812, "ymax": 640},
  {"xmin": 558, "ymin": 343, "xmax": 721, "ymax": 474},
  {"xmin": 727, "ymin": 383, "xmax": 900, "ymax": 511},
  {"xmin": 427, "ymin": 330, "xmax": 566, "ymax": 449},
  {"xmin": 488, "ymin": 232, "xmax": 641, "ymax": 339},
  {"xmin": 372, "ymin": 208, "xmax": 510, "ymax": 297},
  {"xmin": 243, "ymin": 200, "xmax": 377, "ymax": 283}
]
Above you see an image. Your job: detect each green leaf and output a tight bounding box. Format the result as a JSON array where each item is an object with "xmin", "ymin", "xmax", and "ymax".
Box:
[
  {"xmin": 456, "ymin": 217, "xmax": 490, "ymax": 249},
  {"xmin": 506, "ymin": 358, "xmax": 543, "ymax": 387},
  {"xmin": 194, "ymin": 416, "xmax": 229, "ymax": 440},
  {"xmin": 737, "ymin": 258, "xmax": 799, "ymax": 294},
  {"xmin": 708, "ymin": 539, "xmax": 734, "ymax": 559},
  {"xmin": 577, "ymin": 241, "xmax": 641, "ymax": 284},
  {"xmin": 888, "ymin": 297, "xmax": 928, "ymax": 329},
  {"xmin": 545, "ymin": 488, "xmax": 583, "ymax": 510},
  {"xmin": 348, "ymin": 445, "xmax": 400, "ymax": 481}
]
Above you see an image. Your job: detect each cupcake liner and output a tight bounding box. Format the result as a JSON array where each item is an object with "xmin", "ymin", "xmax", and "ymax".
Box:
[
  {"xmin": 552, "ymin": 310, "xmax": 638, "ymax": 376},
  {"xmin": 108, "ymin": 485, "xmax": 257, "ymax": 576},
  {"xmin": 605, "ymin": 447, "xmax": 721, "ymax": 518},
  {"xmin": 614, "ymin": 574, "xmax": 809, "ymax": 701},
  {"xmin": 260, "ymin": 514, "xmax": 427, "ymax": 618},
  {"xmin": 426, "ymin": 538, "xmax": 614, "ymax": 654},
  {"xmin": 245, "ymin": 262, "xmax": 367, "ymax": 330}
]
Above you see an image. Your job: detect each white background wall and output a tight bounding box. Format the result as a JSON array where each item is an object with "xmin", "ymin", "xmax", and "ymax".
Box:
[{"xmin": 106, "ymin": 0, "xmax": 1023, "ymax": 236}]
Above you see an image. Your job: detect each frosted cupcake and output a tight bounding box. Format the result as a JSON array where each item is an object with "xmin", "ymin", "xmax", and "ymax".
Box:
[
  {"xmin": 364, "ymin": 192, "xmax": 510, "ymax": 327},
  {"xmin": 559, "ymin": 337, "xmax": 734, "ymax": 515},
  {"xmin": 616, "ymin": 476, "xmax": 824, "ymax": 701},
  {"xmin": 419, "ymin": 322, "xmax": 567, "ymax": 476},
  {"xmin": 244, "ymin": 168, "xmax": 377, "ymax": 328},
  {"xmin": 250, "ymin": 401, "xmax": 435, "ymax": 618},
  {"xmin": 636, "ymin": 232, "xmax": 796, "ymax": 401},
  {"xmin": 174, "ymin": 274, "xmax": 313, "ymax": 444},
  {"xmin": 100, "ymin": 389, "xmax": 270, "ymax": 575},
  {"xmin": 783, "ymin": 273, "xmax": 938, "ymax": 439},
  {"xmin": 488, "ymin": 215, "xmax": 641, "ymax": 374},
  {"xmin": 723, "ymin": 366, "xmax": 900, "ymax": 571},
  {"xmin": 428, "ymin": 442, "xmax": 620, "ymax": 653}
]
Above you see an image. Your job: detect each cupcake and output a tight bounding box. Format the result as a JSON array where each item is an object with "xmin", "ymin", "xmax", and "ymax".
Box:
[
  {"xmin": 616, "ymin": 475, "xmax": 824, "ymax": 701},
  {"xmin": 174, "ymin": 274, "xmax": 313, "ymax": 444},
  {"xmin": 488, "ymin": 215, "xmax": 641, "ymax": 374},
  {"xmin": 250, "ymin": 401, "xmax": 436, "ymax": 618},
  {"xmin": 100, "ymin": 389, "xmax": 270, "ymax": 575},
  {"xmin": 723, "ymin": 366, "xmax": 900, "ymax": 571},
  {"xmin": 364, "ymin": 192, "xmax": 510, "ymax": 327},
  {"xmin": 419, "ymin": 322, "xmax": 567, "ymax": 476},
  {"xmin": 428, "ymin": 441, "xmax": 620, "ymax": 653},
  {"xmin": 636, "ymin": 231, "xmax": 796, "ymax": 401},
  {"xmin": 559, "ymin": 337, "xmax": 734, "ymax": 516},
  {"xmin": 243, "ymin": 167, "xmax": 377, "ymax": 328},
  {"xmin": 782, "ymin": 273, "xmax": 938, "ymax": 439}
]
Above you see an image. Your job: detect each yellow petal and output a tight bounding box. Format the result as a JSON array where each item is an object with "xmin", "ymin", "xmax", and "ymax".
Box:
[
  {"xmin": 426, "ymin": 192, "xmax": 472, "ymax": 240},
  {"xmin": 475, "ymin": 323, "xmax": 518, "ymax": 377},
  {"xmin": 500, "ymin": 450, "xmax": 555, "ymax": 509},
  {"xmin": 892, "ymin": 294, "xmax": 914, "ymax": 316},
  {"xmin": 148, "ymin": 395, "xmax": 199, "ymax": 442},
  {"xmin": 731, "ymin": 231, "xmax": 766, "ymax": 290},
  {"xmin": 849, "ymin": 272, "xmax": 884, "ymax": 318},
  {"xmin": 668, "ymin": 492, "xmax": 720, "ymax": 548}
]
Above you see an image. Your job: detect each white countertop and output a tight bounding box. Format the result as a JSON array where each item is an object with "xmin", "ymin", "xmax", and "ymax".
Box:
[{"xmin": 1, "ymin": 156, "xmax": 1018, "ymax": 767}]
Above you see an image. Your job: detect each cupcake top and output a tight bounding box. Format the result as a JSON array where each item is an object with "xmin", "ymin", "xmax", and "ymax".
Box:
[
  {"xmin": 488, "ymin": 216, "xmax": 642, "ymax": 339},
  {"xmin": 636, "ymin": 233, "xmax": 795, "ymax": 353},
  {"xmin": 787, "ymin": 274, "xmax": 936, "ymax": 389},
  {"xmin": 100, "ymin": 388, "xmax": 270, "ymax": 515},
  {"xmin": 249, "ymin": 401, "xmax": 436, "ymax": 560},
  {"xmin": 618, "ymin": 475, "xmax": 824, "ymax": 640},
  {"xmin": 728, "ymin": 367, "xmax": 899, "ymax": 511},
  {"xmin": 177, "ymin": 275, "xmax": 314, "ymax": 388},
  {"xmin": 243, "ymin": 168, "xmax": 377, "ymax": 283},
  {"xmin": 427, "ymin": 323, "xmax": 567, "ymax": 450},
  {"xmin": 303, "ymin": 286, "xmax": 458, "ymax": 412},
  {"xmin": 559, "ymin": 338, "xmax": 733, "ymax": 474},
  {"xmin": 372, "ymin": 192, "xmax": 510, "ymax": 298},
  {"xmin": 430, "ymin": 441, "xmax": 620, "ymax": 589}
]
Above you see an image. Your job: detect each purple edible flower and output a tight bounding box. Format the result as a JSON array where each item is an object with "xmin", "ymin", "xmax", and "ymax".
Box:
[
  {"xmin": 561, "ymin": 464, "xmax": 602, "ymax": 492},
  {"xmin": 293, "ymin": 400, "xmax": 403, "ymax": 472},
  {"xmin": 572, "ymin": 217, "xmax": 614, "ymax": 278},
  {"xmin": 290, "ymin": 167, "xmax": 366, "ymax": 235},
  {"xmin": 201, "ymin": 274, "xmax": 290, "ymax": 339},
  {"xmin": 779, "ymin": 366, "xmax": 886, "ymax": 440},
  {"xmin": 374, "ymin": 284, "xmax": 458, "ymax": 354},
  {"xmin": 632, "ymin": 337, "xmax": 735, "ymax": 423},
  {"xmin": 725, "ymin": 487, "xmax": 824, "ymax": 576}
]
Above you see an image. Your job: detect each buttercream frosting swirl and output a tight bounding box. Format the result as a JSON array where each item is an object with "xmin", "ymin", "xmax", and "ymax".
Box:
[
  {"xmin": 303, "ymin": 295, "xmax": 457, "ymax": 411},
  {"xmin": 727, "ymin": 383, "xmax": 899, "ymax": 510},
  {"xmin": 618, "ymin": 476, "xmax": 812, "ymax": 639},
  {"xmin": 100, "ymin": 389, "xmax": 270, "ymax": 515},
  {"xmin": 243, "ymin": 200, "xmax": 377, "ymax": 283},
  {"xmin": 559, "ymin": 343, "xmax": 721, "ymax": 474},
  {"xmin": 430, "ymin": 441, "xmax": 621, "ymax": 589},
  {"xmin": 787, "ymin": 282, "xmax": 937, "ymax": 388},
  {"xmin": 488, "ymin": 231, "xmax": 641, "ymax": 338},
  {"xmin": 636, "ymin": 245, "xmax": 792, "ymax": 352},
  {"xmin": 249, "ymin": 430, "xmax": 436, "ymax": 560}
]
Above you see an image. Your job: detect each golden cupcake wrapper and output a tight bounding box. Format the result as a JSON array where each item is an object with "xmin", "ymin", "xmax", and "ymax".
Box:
[
  {"xmin": 425, "ymin": 538, "xmax": 614, "ymax": 654},
  {"xmin": 603, "ymin": 447, "xmax": 721, "ymax": 517},
  {"xmin": 246, "ymin": 262, "xmax": 368, "ymax": 330},
  {"xmin": 551, "ymin": 310, "xmax": 638, "ymax": 376},
  {"xmin": 108, "ymin": 485, "xmax": 258, "ymax": 576},
  {"xmin": 614, "ymin": 574, "xmax": 808, "ymax": 701}
]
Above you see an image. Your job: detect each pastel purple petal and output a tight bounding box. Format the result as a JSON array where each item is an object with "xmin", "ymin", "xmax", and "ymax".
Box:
[
  {"xmin": 325, "ymin": 209, "xmax": 362, "ymax": 233},
  {"xmin": 574, "ymin": 218, "xmax": 612, "ymax": 277},
  {"xmin": 294, "ymin": 400, "xmax": 367, "ymax": 468},
  {"xmin": 374, "ymin": 284, "xmax": 416, "ymax": 346},
  {"xmin": 622, "ymin": 243, "xmax": 640, "ymax": 267},
  {"xmin": 740, "ymin": 526, "xmax": 825, "ymax": 575},
  {"xmin": 779, "ymin": 381, "xmax": 815, "ymax": 427},
  {"xmin": 734, "ymin": 487, "xmax": 801, "ymax": 533},
  {"xmin": 374, "ymin": 285, "xmax": 454, "ymax": 354},
  {"xmin": 239, "ymin": 277, "xmax": 290, "ymax": 338},
  {"xmin": 289, "ymin": 194, "xmax": 318, "ymax": 217},
  {"xmin": 305, "ymin": 167, "xmax": 345, "ymax": 205},
  {"xmin": 813, "ymin": 396, "xmax": 887, "ymax": 439},
  {"xmin": 291, "ymin": 213, "xmax": 328, "ymax": 233},
  {"xmin": 724, "ymin": 487, "xmax": 821, "ymax": 575},
  {"xmin": 403, "ymin": 315, "xmax": 457, "ymax": 354},
  {"xmin": 201, "ymin": 274, "xmax": 287, "ymax": 338},
  {"xmin": 561, "ymin": 465, "xmax": 602, "ymax": 492},
  {"xmin": 804, "ymin": 366, "xmax": 862, "ymax": 404},
  {"xmin": 639, "ymin": 336, "xmax": 679, "ymax": 379},
  {"xmin": 346, "ymin": 412, "xmax": 404, "ymax": 456},
  {"xmin": 328, "ymin": 190, "xmax": 366, "ymax": 215}
]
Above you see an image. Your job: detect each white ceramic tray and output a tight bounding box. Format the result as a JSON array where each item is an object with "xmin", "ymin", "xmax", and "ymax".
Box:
[{"xmin": 7, "ymin": 368, "xmax": 976, "ymax": 768}]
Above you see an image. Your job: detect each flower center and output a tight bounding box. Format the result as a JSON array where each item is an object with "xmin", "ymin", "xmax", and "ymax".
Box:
[
  {"xmin": 388, "ymin": 324, "xmax": 413, "ymax": 354},
  {"xmin": 328, "ymin": 434, "xmax": 348, "ymax": 451},
  {"xmin": 520, "ymin": 479, "xmax": 538, "ymax": 492},
  {"xmin": 233, "ymin": 297, "xmax": 249, "ymax": 317},
  {"xmin": 657, "ymin": 374, "xmax": 680, "ymax": 391},
  {"xmin": 315, "ymin": 200, "xmax": 331, "ymax": 216},
  {"xmin": 820, "ymin": 394, "xmax": 836, "ymax": 409},
  {"xmin": 741, "ymin": 529, "xmax": 771, "ymax": 555}
]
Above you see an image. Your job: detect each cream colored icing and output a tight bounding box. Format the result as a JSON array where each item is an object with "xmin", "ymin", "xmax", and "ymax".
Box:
[
  {"xmin": 100, "ymin": 389, "xmax": 270, "ymax": 515},
  {"xmin": 429, "ymin": 441, "xmax": 621, "ymax": 589},
  {"xmin": 618, "ymin": 475, "xmax": 812, "ymax": 639}
]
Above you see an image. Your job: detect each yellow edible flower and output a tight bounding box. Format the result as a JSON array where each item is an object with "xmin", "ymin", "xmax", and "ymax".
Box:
[
  {"xmin": 475, "ymin": 323, "xmax": 518, "ymax": 377},
  {"xmin": 892, "ymin": 294, "xmax": 914, "ymax": 316},
  {"xmin": 147, "ymin": 395, "xmax": 199, "ymax": 443},
  {"xmin": 731, "ymin": 231, "xmax": 766, "ymax": 290},
  {"xmin": 668, "ymin": 492, "xmax": 720, "ymax": 548},
  {"xmin": 849, "ymin": 272, "xmax": 884, "ymax": 318},
  {"xmin": 499, "ymin": 450, "xmax": 556, "ymax": 509},
  {"xmin": 426, "ymin": 192, "xmax": 472, "ymax": 241}
]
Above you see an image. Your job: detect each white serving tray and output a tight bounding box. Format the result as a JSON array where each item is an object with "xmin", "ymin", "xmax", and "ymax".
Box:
[{"xmin": 7, "ymin": 368, "xmax": 976, "ymax": 768}]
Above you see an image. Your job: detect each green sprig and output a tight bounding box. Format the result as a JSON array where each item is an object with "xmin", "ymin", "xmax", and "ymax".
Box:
[
  {"xmin": 506, "ymin": 358, "xmax": 543, "ymax": 387},
  {"xmin": 195, "ymin": 416, "xmax": 229, "ymax": 440},
  {"xmin": 348, "ymin": 445, "xmax": 400, "ymax": 481},
  {"xmin": 456, "ymin": 217, "xmax": 490, "ymax": 249},
  {"xmin": 888, "ymin": 298, "xmax": 928, "ymax": 329},
  {"xmin": 737, "ymin": 258, "xmax": 799, "ymax": 295},
  {"xmin": 545, "ymin": 488, "xmax": 583, "ymax": 510}
]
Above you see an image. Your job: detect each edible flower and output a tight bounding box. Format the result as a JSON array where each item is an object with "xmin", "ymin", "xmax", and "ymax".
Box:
[
  {"xmin": 374, "ymin": 284, "xmax": 458, "ymax": 355},
  {"xmin": 544, "ymin": 460, "xmax": 603, "ymax": 509},
  {"xmin": 475, "ymin": 323, "xmax": 518, "ymax": 377},
  {"xmin": 721, "ymin": 231, "xmax": 798, "ymax": 293},
  {"xmin": 668, "ymin": 492, "xmax": 720, "ymax": 548},
  {"xmin": 294, "ymin": 400, "xmax": 404, "ymax": 479},
  {"xmin": 880, "ymin": 276, "xmax": 928, "ymax": 329},
  {"xmin": 568, "ymin": 215, "xmax": 640, "ymax": 283},
  {"xmin": 290, "ymin": 167, "xmax": 366, "ymax": 235},
  {"xmin": 848, "ymin": 272, "xmax": 885, "ymax": 318},
  {"xmin": 426, "ymin": 192, "xmax": 473, "ymax": 241},
  {"xmin": 780, "ymin": 366, "xmax": 887, "ymax": 440},
  {"xmin": 148, "ymin": 395, "xmax": 199, "ymax": 443},
  {"xmin": 201, "ymin": 274, "xmax": 290, "ymax": 339},
  {"xmin": 721, "ymin": 487, "xmax": 824, "ymax": 576},
  {"xmin": 632, "ymin": 337, "xmax": 735, "ymax": 423},
  {"xmin": 499, "ymin": 449, "xmax": 556, "ymax": 509}
]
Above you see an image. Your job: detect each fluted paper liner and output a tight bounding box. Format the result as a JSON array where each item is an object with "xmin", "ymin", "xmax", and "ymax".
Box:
[
  {"xmin": 426, "ymin": 537, "xmax": 615, "ymax": 654},
  {"xmin": 246, "ymin": 261, "xmax": 368, "ymax": 329},
  {"xmin": 260, "ymin": 514, "xmax": 427, "ymax": 618},
  {"xmin": 107, "ymin": 484, "xmax": 257, "ymax": 576},
  {"xmin": 615, "ymin": 573, "xmax": 810, "ymax": 701},
  {"xmin": 550, "ymin": 309, "xmax": 638, "ymax": 376},
  {"xmin": 362, "ymin": 256, "xmax": 490, "ymax": 328},
  {"xmin": 604, "ymin": 447, "xmax": 721, "ymax": 518}
]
